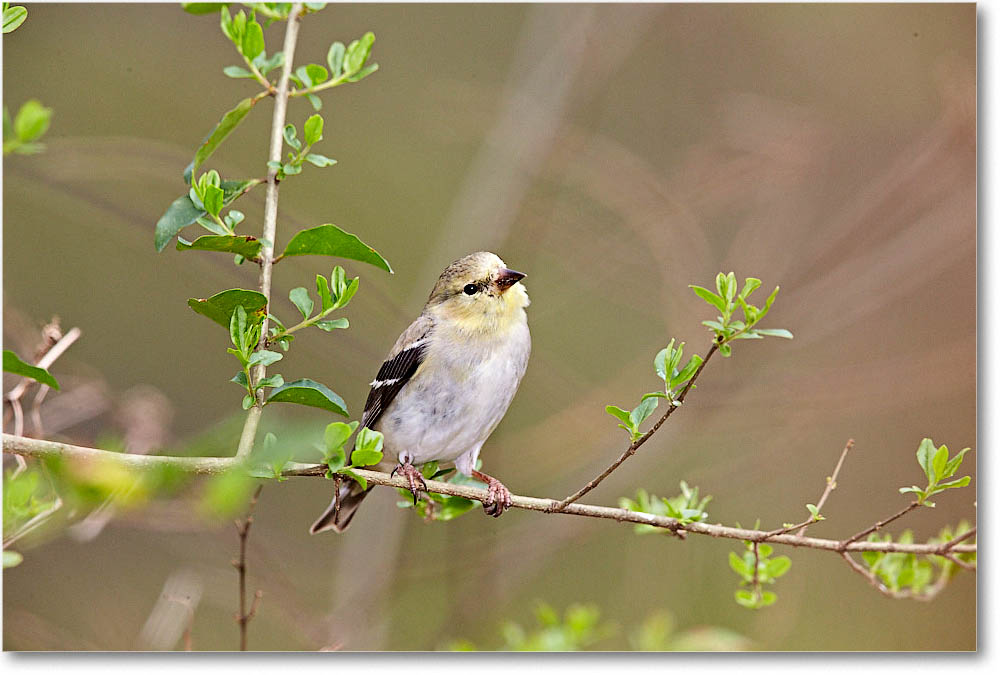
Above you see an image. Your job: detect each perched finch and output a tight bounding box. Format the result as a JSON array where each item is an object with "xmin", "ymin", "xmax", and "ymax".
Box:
[{"xmin": 311, "ymin": 251, "xmax": 531, "ymax": 533}]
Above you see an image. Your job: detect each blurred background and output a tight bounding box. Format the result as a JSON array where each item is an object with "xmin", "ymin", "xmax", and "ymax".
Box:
[{"xmin": 2, "ymin": 2, "xmax": 975, "ymax": 651}]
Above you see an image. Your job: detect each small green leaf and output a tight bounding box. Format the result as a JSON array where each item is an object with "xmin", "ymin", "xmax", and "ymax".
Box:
[
  {"xmin": 315, "ymin": 318, "xmax": 349, "ymax": 331},
  {"xmin": 3, "ymin": 5, "xmax": 27, "ymax": 33},
  {"xmin": 316, "ymin": 274, "xmax": 333, "ymax": 311},
  {"xmin": 629, "ymin": 397, "xmax": 659, "ymax": 429},
  {"xmin": 190, "ymin": 98, "xmax": 253, "ymax": 181},
  {"xmin": 241, "ymin": 19, "xmax": 265, "ymax": 60},
  {"xmin": 754, "ymin": 328, "xmax": 793, "ymax": 339},
  {"xmin": 943, "ymin": 448, "xmax": 970, "ymax": 479},
  {"xmin": 283, "ymin": 123, "xmax": 301, "ymax": 150},
  {"xmin": 327, "ymin": 41, "xmax": 345, "ymax": 76},
  {"xmin": 346, "ymin": 63, "xmax": 378, "ymax": 82},
  {"xmin": 303, "ymin": 113, "xmax": 324, "ymax": 145},
  {"xmin": 181, "ymin": 3, "xmax": 227, "ymax": 15},
  {"xmin": 337, "ymin": 468, "xmax": 366, "ymax": 491},
  {"xmin": 305, "ymin": 64, "xmax": 328, "ymax": 86},
  {"xmin": 729, "ymin": 551, "xmax": 750, "ymax": 578},
  {"xmin": 933, "ymin": 476, "xmax": 971, "ymax": 491},
  {"xmin": 355, "ymin": 427, "xmax": 384, "ymax": 454},
  {"xmin": 305, "ymin": 153, "xmax": 337, "ymax": 167},
  {"xmin": 916, "ymin": 438, "xmax": 936, "ymax": 483},
  {"xmin": 344, "ymin": 31, "xmax": 375, "ymax": 74},
  {"xmin": 266, "ymin": 378, "xmax": 348, "ymax": 416},
  {"xmin": 806, "ymin": 503, "xmax": 821, "ymax": 519},
  {"xmin": 242, "ymin": 394, "xmax": 255, "ymax": 410},
  {"xmin": 281, "ymin": 224, "xmax": 392, "ymax": 272},
  {"xmin": 13, "ymin": 99, "xmax": 52, "ymax": 142},
  {"xmin": 256, "ymin": 374, "xmax": 284, "ymax": 389},
  {"xmin": 766, "ymin": 556, "xmax": 791, "ymax": 579},
  {"xmin": 739, "ymin": 277, "xmax": 761, "ymax": 299},
  {"xmin": 223, "ymin": 65, "xmax": 254, "ymax": 78},
  {"xmin": 734, "ymin": 590, "xmax": 756, "ymax": 608},
  {"xmin": 247, "ymin": 349, "xmax": 283, "ymax": 367},
  {"xmin": 176, "ymin": 234, "xmax": 262, "ymax": 258},
  {"xmin": 3, "ymin": 350, "xmax": 59, "ymax": 390},
  {"xmin": 350, "ymin": 448, "xmax": 383, "ymax": 467},
  {"xmin": 306, "ymin": 93, "xmax": 322, "ymax": 111},
  {"xmin": 690, "ymin": 285, "xmax": 727, "ymax": 313},
  {"xmin": 188, "ymin": 288, "xmax": 267, "ymax": 328},
  {"xmin": 230, "ymin": 304, "xmax": 247, "ymax": 350},
  {"xmin": 325, "ymin": 446, "xmax": 346, "ymax": 472},
  {"xmin": 289, "ymin": 287, "xmax": 314, "ymax": 319},
  {"xmin": 932, "ymin": 444, "xmax": 949, "ymax": 484},
  {"xmin": 719, "ymin": 343, "xmax": 732, "ymax": 357},
  {"xmin": 324, "ymin": 421, "xmax": 358, "ymax": 454},
  {"xmin": 605, "ymin": 405, "xmax": 632, "ymax": 426}
]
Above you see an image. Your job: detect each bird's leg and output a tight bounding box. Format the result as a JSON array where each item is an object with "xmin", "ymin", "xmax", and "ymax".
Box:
[
  {"xmin": 391, "ymin": 461, "xmax": 427, "ymax": 504},
  {"xmin": 472, "ymin": 470, "xmax": 513, "ymax": 517}
]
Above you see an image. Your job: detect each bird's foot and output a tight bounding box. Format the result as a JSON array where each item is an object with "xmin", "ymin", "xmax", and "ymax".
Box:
[
  {"xmin": 472, "ymin": 470, "xmax": 512, "ymax": 518},
  {"xmin": 391, "ymin": 462, "xmax": 427, "ymax": 504}
]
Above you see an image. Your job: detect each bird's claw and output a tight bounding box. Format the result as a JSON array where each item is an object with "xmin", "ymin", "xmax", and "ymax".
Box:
[
  {"xmin": 481, "ymin": 475, "xmax": 512, "ymax": 518},
  {"xmin": 392, "ymin": 462, "xmax": 427, "ymax": 504}
]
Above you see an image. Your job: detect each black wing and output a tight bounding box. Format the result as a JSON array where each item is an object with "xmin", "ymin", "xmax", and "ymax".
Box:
[{"xmin": 359, "ymin": 317, "xmax": 431, "ymax": 431}]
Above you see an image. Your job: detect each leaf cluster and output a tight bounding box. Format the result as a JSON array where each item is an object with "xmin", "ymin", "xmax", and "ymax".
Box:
[
  {"xmin": 321, "ymin": 421, "xmax": 383, "ymax": 489},
  {"xmin": 728, "ymin": 541, "xmax": 792, "ymax": 609},
  {"xmin": 269, "ymin": 113, "xmax": 336, "ymax": 179},
  {"xmin": 898, "ymin": 438, "xmax": 971, "ymax": 507},
  {"xmin": 691, "ymin": 273, "xmax": 791, "ymax": 356},
  {"xmin": 618, "ymin": 482, "xmax": 712, "ymax": 534}
]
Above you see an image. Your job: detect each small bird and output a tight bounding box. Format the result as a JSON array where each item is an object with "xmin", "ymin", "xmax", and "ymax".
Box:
[{"xmin": 310, "ymin": 251, "xmax": 531, "ymax": 533}]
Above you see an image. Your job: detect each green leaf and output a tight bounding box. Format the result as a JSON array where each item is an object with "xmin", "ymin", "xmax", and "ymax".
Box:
[
  {"xmin": 734, "ymin": 590, "xmax": 756, "ymax": 608},
  {"xmin": 337, "ymin": 467, "xmax": 366, "ymax": 491},
  {"xmin": 755, "ymin": 328, "xmax": 793, "ymax": 339},
  {"xmin": 729, "ymin": 551, "xmax": 750, "ymax": 579},
  {"xmin": 346, "ymin": 63, "xmax": 378, "ymax": 82},
  {"xmin": 189, "ymin": 98, "xmax": 253, "ymax": 182},
  {"xmin": 718, "ymin": 343, "xmax": 732, "ymax": 357},
  {"xmin": 327, "ymin": 41, "xmax": 345, "ymax": 76},
  {"xmin": 766, "ymin": 556, "xmax": 791, "ymax": 579},
  {"xmin": 316, "ymin": 274, "xmax": 333, "ymax": 311},
  {"xmin": 335, "ymin": 277, "xmax": 359, "ymax": 308},
  {"xmin": 156, "ymin": 179, "xmax": 256, "ymax": 252},
  {"xmin": 282, "ymin": 162, "xmax": 302, "ymax": 175},
  {"xmin": 188, "ymin": 288, "xmax": 267, "ymax": 328},
  {"xmin": 932, "ymin": 476, "xmax": 971, "ymax": 491},
  {"xmin": 2, "ymin": 550, "xmax": 24, "ymax": 568},
  {"xmin": 256, "ymin": 374, "xmax": 284, "ymax": 389},
  {"xmin": 257, "ymin": 50, "xmax": 284, "ymax": 75},
  {"xmin": 315, "ymin": 318, "xmax": 349, "ymax": 331},
  {"xmin": 344, "ymin": 31, "xmax": 375, "ymax": 74},
  {"xmin": 247, "ymin": 349, "xmax": 283, "ymax": 367},
  {"xmin": 355, "ymin": 427, "xmax": 384, "ymax": 455},
  {"xmin": 176, "ymin": 234, "xmax": 262, "ymax": 258},
  {"xmin": 305, "ymin": 153, "xmax": 337, "ymax": 167},
  {"xmin": 241, "ymin": 19, "xmax": 265, "ymax": 60},
  {"xmin": 324, "ymin": 421, "xmax": 358, "ymax": 454},
  {"xmin": 943, "ymin": 448, "xmax": 970, "ymax": 479},
  {"xmin": 303, "ymin": 113, "xmax": 324, "ymax": 145},
  {"xmin": 806, "ymin": 503, "xmax": 821, "ymax": 519},
  {"xmin": 2, "ymin": 5, "xmax": 27, "ymax": 33},
  {"xmin": 289, "ymin": 287, "xmax": 313, "ymax": 319},
  {"xmin": 932, "ymin": 444, "xmax": 949, "ymax": 484},
  {"xmin": 181, "ymin": 3, "xmax": 228, "ymax": 15},
  {"xmin": 350, "ymin": 448, "xmax": 383, "ymax": 467},
  {"xmin": 325, "ymin": 446, "xmax": 346, "ymax": 472},
  {"xmin": 283, "ymin": 123, "xmax": 301, "ymax": 150},
  {"xmin": 739, "ymin": 277, "xmax": 761, "ymax": 299},
  {"xmin": 230, "ymin": 304, "xmax": 248, "ymax": 350},
  {"xmin": 3, "ymin": 350, "xmax": 59, "ymax": 390},
  {"xmin": 629, "ymin": 397, "xmax": 659, "ymax": 430},
  {"xmin": 281, "ymin": 224, "xmax": 392, "ymax": 272},
  {"xmin": 605, "ymin": 405, "xmax": 632, "ymax": 427},
  {"xmin": 654, "ymin": 340, "xmax": 674, "ymax": 382},
  {"xmin": 266, "ymin": 378, "xmax": 348, "ymax": 416},
  {"xmin": 690, "ymin": 285, "xmax": 726, "ymax": 313},
  {"xmin": 223, "ymin": 65, "xmax": 254, "ymax": 78},
  {"xmin": 305, "ymin": 64, "xmax": 328, "ymax": 85},
  {"xmin": 306, "ymin": 93, "xmax": 322, "ymax": 111},
  {"xmin": 13, "ymin": 99, "xmax": 52, "ymax": 142},
  {"xmin": 916, "ymin": 438, "xmax": 936, "ymax": 483}
]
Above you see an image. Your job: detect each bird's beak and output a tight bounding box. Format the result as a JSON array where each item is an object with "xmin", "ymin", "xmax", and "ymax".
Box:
[{"xmin": 495, "ymin": 268, "xmax": 526, "ymax": 293}]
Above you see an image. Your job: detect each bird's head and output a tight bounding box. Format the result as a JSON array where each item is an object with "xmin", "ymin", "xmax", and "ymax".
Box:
[{"xmin": 426, "ymin": 251, "xmax": 529, "ymax": 334}]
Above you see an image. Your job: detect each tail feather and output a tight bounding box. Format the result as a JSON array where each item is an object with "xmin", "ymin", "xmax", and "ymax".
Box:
[{"xmin": 310, "ymin": 481, "xmax": 371, "ymax": 534}]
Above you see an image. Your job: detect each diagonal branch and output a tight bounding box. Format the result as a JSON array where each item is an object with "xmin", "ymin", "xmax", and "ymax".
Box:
[{"xmin": 550, "ymin": 340, "xmax": 719, "ymax": 510}]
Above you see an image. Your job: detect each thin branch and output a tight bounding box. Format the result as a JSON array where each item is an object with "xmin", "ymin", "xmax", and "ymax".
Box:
[
  {"xmin": 759, "ymin": 438, "xmax": 854, "ymax": 541},
  {"xmin": 840, "ymin": 500, "xmax": 922, "ymax": 549},
  {"xmin": 2, "ymin": 434, "xmax": 974, "ymax": 557},
  {"xmin": 551, "ymin": 340, "xmax": 720, "ymax": 510},
  {"xmin": 234, "ymin": 2, "xmax": 304, "ymax": 461},
  {"xmin": 234, "ymin": 484, "xmax": 264, "ymax": 651},
  {"xmin": 941, "ymin": 526, "xmax": 976, "ymax": 551}
]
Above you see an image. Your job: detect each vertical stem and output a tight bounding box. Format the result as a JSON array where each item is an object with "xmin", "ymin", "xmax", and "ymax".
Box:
[{"xmin": 235, "ymin": 2, "xmax": 304, "ymax": 460}]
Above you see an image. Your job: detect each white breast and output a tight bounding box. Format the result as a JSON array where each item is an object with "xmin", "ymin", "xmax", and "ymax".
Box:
[{"xmin": 375, "ymin": 319, "xmax": 530, "ymax": 469}]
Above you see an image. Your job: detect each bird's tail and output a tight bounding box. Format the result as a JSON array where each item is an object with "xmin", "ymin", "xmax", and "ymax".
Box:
[{"xmin": 309, "ymin": 479, "xmax": 370, "ymax": 534}]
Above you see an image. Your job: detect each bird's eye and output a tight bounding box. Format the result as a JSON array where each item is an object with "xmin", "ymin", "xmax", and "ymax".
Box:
[{"xmin": 463, "ymin": 283, "xmax": 479, "ymax": 295}]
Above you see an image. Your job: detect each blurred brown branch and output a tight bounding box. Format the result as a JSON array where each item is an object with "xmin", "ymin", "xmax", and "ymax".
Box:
[
  {"xmin": 2, "ymin": 432, "xmax": 976, "ymax": 560},
  {"xmin": 234, "ymin": 485, "xmax": 264, "ymax": 651}
]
